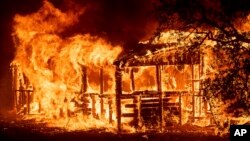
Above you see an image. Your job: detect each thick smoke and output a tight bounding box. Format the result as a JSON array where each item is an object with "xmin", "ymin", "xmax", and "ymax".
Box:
[
  {"xmin": 155, "ymin": 0, "xmax": 250, "ymax": 30},
  {"xmin": 48, "ymin": 0, "xmax": 158, "ymax": 52}
]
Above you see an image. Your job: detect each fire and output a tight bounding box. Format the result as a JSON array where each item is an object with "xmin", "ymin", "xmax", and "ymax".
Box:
[
  {"xmin": 10, "ymin": 1, "xmax": 249, "ymax": 135},
  {"xmin": 12, "ymin": 0, "xmax": 122, "ymax": 130}
]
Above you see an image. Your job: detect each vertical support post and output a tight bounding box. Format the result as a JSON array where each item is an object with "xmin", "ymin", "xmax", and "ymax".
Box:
[
  {"xmin": 91, "ymin": 95, "xmax": 96, "ymax": 118},
  {"xmin": 19, "ymin": 81, "xmax": 25, "ymax": 110},
  {"xmin": 81, "ymin": 66, "xmax": 89, "ymax": 115},
  {"xmin": 81, "ymin": 66, "xmax": 87, "ymax": 93},
  {"xmin": 27, "ymin": 91, "xmax": 31, "ymax": 114},
  {"xmin": 115, "ymin": 67, "xmax": 122, "ymax": 132},
  {"xmin": 191, "ymin": 63, "xmax": 195, "ymax": 122},
  {"xmin": 108, "ymin": 97, "xmax": 113, "ymax": 124},
  {"xmin": 156, "ymin": 65, "xmax": 163, "ymax": 131},
  {"xmin": 179, "ymin": 92, "xmax": 182, "ymax": 125},
  {"xmin": 201, "ymin": 52, "xmax": 206, "ymax": 117},
  {"xmin": 38, "ymin": 102, "xmax": 41, "ymax": 113},
  {"xmin": 198, "ymin": 51, "xmax": 202, "ymax": 116},
  {"xmin": 22, "ymin": 90, "xmax": 25, "ymax": 107},
  {"xmin": 133, "ymin": 95, "xmax": 139, "ymax": 128},
  {"xmin": 100, "ymin": 68, "xmax": 105, "ymax": 118},
  {"xmin": 11, "ymin": 65, "xmax": 18, "ymax": 112},
  {"xmin": 137, "ymin": 95, "xmax": 141, "ymax": 129},
  {"xmin": 130, "ymin": 68, "xmax": 135, "ymax": 91}
]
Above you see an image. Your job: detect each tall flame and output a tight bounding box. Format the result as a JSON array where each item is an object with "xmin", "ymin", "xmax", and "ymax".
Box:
[{"xmin": 12, "ymin": 0, "xmax": 122, "ymax": 130}]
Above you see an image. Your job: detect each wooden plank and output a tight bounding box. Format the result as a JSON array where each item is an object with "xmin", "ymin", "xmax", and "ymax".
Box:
[
  {"xmin": 100, "ymin": 68, "xmax": 104, "ymax": 118},
  {"xmin": 108, "ymin": 97, "xmax": 113, "ymax": 124},
  {"xmin": 163, "ymin": 103, "xmax": 180, "ymax": 107},
  {"xmin": 191, "ymin": 63, "xmax": 195, "ymax": 122},
  {"xmin": 27, "ymin": 91, "xmax": 30, "ymax": 114},
  {"xmin": 162, "ymin": 98, "xmax": 172, "ymax": 102},
  {"xmin": 122, "ymin": 113, "xmax": 135, "ymax": 117},
  {"xmin": 115, "ymin": 68, "xmax": 122, "ymax": 132},
  {"xmin": 120, "ymin": 95, "xmax": 134, "ymax": 99},
  {"xmin": 81, "ymin": 93, "xmax": 99, "ymax": 97},
  {"xmin": 141, "ymin": 93, "xmax": 159, "ymax": 98},
  {"xmin": 81, "ymin": 66, "xmax": 87, "ymax": 93},
  {"xmin": 141, "ymin": 103, "xmax": 159, "ymax": 108},
  {"xmin": 91, "ymin": 95, "xmax": 96, "ymax": 118},
  {"xmin": 179, "ymin": 92, "xmax": 182, "ymax": 125},
  {"xmin": 99, "ymin": 94, "xmax": 113, "ymax": 98},
  {"xmin": 134, "ymin": 95, "xmax": 140, "ymax": 128},
  {"xmin": 130, "ymin": 68, "xmax": 135, "ymax": 91},
  {"xmin": 141, "ymin": 99, "xmax": 159, "ymax": 103},
  {"xmin": 12, "ymin": 65, "xmax": 18, "ymax": 111},
  {"xmin": 194, "ymin": 117, "xmax": 206, "ymax": 119},
  {"xmin": 141, "ymin": 107, "xmax": 159, "ymax": 110},
  {"xmin": 125, "ymin": 104, "xmax": 136, "ymax": 108}
]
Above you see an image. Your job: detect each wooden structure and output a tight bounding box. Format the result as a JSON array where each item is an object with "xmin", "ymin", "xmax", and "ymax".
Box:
[
  {"xmin": 10, "ymin": 64, "xmax": 33, "ymax": 115},
  {"xmin": 10, "ymin": 43, "xmax": 213, "ymax": 132},
  {"xmin": 78, "ymin": 66, "xmax": 114, "ymax": 123},
  {"xmin": 114, "ymin": 44, "xmax": 211, "ymax": 132},
  {"xmin": 10, "ymin": 64, "xmax": 114, "ymax": 123}
]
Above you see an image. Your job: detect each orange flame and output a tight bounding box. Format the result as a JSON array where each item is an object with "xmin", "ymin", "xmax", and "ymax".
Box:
[{"xmin": 12, "ymin": 0, "xmax": 122, "ymax": 130}]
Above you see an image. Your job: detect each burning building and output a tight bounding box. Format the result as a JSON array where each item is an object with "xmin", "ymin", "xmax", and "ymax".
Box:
[
  {"xmin": 10, "ymin": 18, "xmax": 216, "ymax": 132},
  {"xmin": 113, "ymin": 43, "xmax": 208, "ymax": 132},
  {"xmin": 1, "ymin": 1, "xmax": 249, "ymax": 139}
]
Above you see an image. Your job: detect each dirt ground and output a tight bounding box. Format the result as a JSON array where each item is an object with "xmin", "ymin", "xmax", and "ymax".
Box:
[{"xmin": 0, "ymin": 114, "xmax": 229, "ymax": 141}]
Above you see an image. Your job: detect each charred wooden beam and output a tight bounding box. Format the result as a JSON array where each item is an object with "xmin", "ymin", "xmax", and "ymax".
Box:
[
  {"xmin": 156, "ymin": 65, "xmax": 162, "ymax": 92},
  {"xmin": 125, "ymin": 104, "xmax": 136, "ymax": 108},
  {"xmin": 130, "ymin": 68, "xmax": 135, "ymax": 91},
  {"xmin": 81, "ymin": 66, "xmax": 87, "ymax": 93},
  {"xmin": 100, "ymin": 68, "xmax": 105, "ymax": 118},
  {"xmin": 133, "ymin": 95, "xmax": 139, "ymax": 128},
  {"xmin": 141, "ymin": 98, "xmax": 159, "ymax": 103},
  {"xmin": 115, "ymin": 67, "xmax": 122, "ymax": 132},
  {"xmin": 191, "ymin": 63, "xmax": 195, "ymax": 122},
  {"xmin": 135, "ymin": 95, "xmax": 141, "ymax": 128},
  {"xmin": 38, "ymin": 102, "xmax": 41, "ymax": 113},
  {"xmin": 200, "ymin": 53, "xmax": 206, "ymax": 117},
  {"xmin": 120, "ymin": 94, "xmax": 134, "ymax": 99},
  {"xmin": 11, "ymin": 65, "xmax": 18, "ymax": 111},
  {"xmin": 91, "ymin": 95, "xmax": 96, "ymax": 118},
  {"xmin": 179, "ymin": 93, "xmax": 182, "ymax": 125},
  {"xmin": 15, "ymin": 89, "xmax": 33, "ymax": 115},
  {"xmin": 122, "ymin": 113, "xmax": 135, "ymax": 117},
  {"xmin": 100, "ymin": 68, "xmax": 104, "ymax": 94},
  {"xmin": 27, "ymin": 91, "xmax": 31, "ymax": 114},
  {"xmin": 108, "ymin": 97, "xmax": 113, "ymax": 124},
  {"xmin": 198, "ymin": 52, "xmax": 202, "ymax": 116},
  {"xmin": 81, "ymin": 66, "xmax": 90, "ymax": 115},
  {"xmin": 141, "ymin": 103, "xmax": 159, "ymax": 108},
  {"xmin": 162, "ymin": 103, "xmax": 180, "ymax": 107},
  {"xmin": 18, "ymin": 82, "xmax": 26, "ymax": 112},
  {"xmin": 156, "ymin": 65, "xmax": 163, "ymax": 132}
]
